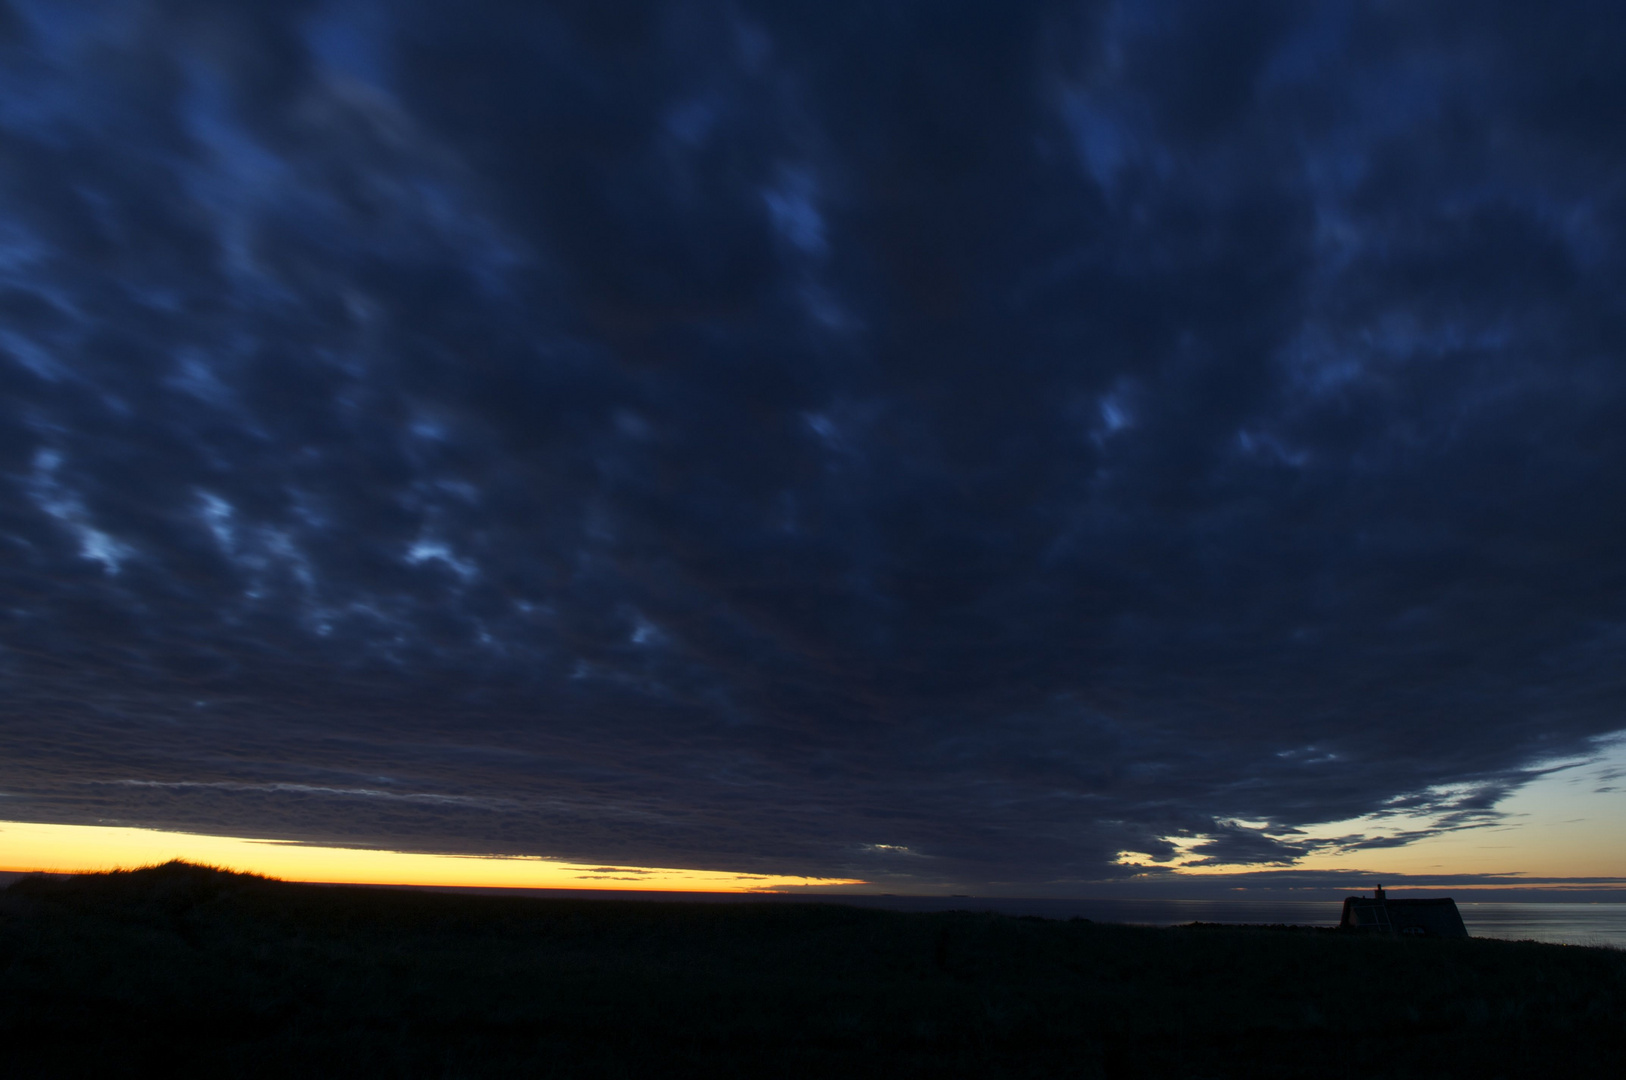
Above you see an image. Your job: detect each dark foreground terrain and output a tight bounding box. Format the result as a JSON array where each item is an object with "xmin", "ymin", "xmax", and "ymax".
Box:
[{"xmin": 2, "ymin": 863, "xmax": 1622, "ymax": 1078}]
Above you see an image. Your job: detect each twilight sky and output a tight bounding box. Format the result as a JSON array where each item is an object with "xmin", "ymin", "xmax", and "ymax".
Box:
[{"xmin": 3, "ymin": 0, "xmax": 1625, "ymax": 893}]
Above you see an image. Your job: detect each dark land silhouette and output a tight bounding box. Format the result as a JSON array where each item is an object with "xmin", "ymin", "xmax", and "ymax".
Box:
[{"xmin": 2, "ymin": 862, "xmax": 1622, "ymax": 1078}]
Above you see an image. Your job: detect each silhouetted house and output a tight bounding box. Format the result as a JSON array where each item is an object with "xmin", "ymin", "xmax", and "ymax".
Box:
[{"xmin": 1339, "ymin": 885, "xmax": 1468, "ymax": 938}]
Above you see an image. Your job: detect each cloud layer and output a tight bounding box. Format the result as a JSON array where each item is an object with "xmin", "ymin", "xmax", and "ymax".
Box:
[{"xmin": 2, "ymin": 0, "xmax": 1624, "ymax": 886}]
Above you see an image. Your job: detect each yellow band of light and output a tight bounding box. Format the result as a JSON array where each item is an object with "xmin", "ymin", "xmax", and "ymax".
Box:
[{"xmin": 0, "ymin": 819, "xmax": 863, "ymax": 892}]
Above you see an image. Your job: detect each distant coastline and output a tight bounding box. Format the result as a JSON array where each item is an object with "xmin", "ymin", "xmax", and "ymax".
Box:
[{"xmin": 5, "ymin": 867, "xmax": 1622, "ymax": 946}]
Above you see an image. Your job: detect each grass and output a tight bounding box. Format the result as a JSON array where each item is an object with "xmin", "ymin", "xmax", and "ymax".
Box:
[{"xmin": 2, "ymin": 861, "xmax": 1623, "ymax": 1078}]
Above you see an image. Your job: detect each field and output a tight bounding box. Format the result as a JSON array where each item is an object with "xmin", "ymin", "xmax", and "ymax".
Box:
[{"xmin": 2, "ymin": 862, "xmax": 1622, "ymax": 1078}]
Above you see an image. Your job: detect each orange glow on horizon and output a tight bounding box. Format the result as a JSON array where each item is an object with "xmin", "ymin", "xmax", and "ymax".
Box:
[{"xmin": 0, "ymin": 820, "xmax": 865, "ymax": 893}]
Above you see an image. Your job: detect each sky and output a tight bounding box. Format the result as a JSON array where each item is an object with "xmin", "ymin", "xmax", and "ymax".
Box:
[{"xmin": 1, "ymin": 0, "xmax": 1624, "ymax": 897}]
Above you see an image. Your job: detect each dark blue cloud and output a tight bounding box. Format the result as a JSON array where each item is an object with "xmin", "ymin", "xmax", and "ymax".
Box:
[{"xmin": 1, "ymin": 0, "xmax": 1623, "ymax": 887}]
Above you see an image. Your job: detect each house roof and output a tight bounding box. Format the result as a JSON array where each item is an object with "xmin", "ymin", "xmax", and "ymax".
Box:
[{"xmin": 1340, "ymin": 896, "xmax": 1469, "ymax": 939}]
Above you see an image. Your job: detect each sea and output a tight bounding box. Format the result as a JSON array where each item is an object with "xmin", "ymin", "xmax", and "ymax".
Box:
[
  {"xmin": 372, "ymin": 886, "xmax": 1626, "ymax": 949},
  {"xmin": 5, "ymin": 870, "xmax": 1621, "ymax": 948},
  {"xmin": 813, "ymin": 895, "xmax": 1626, "ymax": 949}
]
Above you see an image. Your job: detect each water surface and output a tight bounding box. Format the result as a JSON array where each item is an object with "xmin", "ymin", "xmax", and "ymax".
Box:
[{"xmin": 823, "ymin": 895, "xmax": 1626, "ymax": 948}]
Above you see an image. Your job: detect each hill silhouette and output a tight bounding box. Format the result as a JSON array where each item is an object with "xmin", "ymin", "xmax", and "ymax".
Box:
[{"xmin": 2, "ymin": 861, "xmax": 1622, "ymax": 1077}]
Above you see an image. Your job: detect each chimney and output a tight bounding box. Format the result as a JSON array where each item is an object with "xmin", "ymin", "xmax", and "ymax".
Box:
[{"xmin": 1374, "ymin": 884, "xmax": 1386, "ymax": 901}]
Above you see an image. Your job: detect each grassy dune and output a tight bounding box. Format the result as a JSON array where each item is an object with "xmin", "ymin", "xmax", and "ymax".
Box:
[{"xmin": 2, "ymin": 861, "xmax": 1622, "ymax": 1078}]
